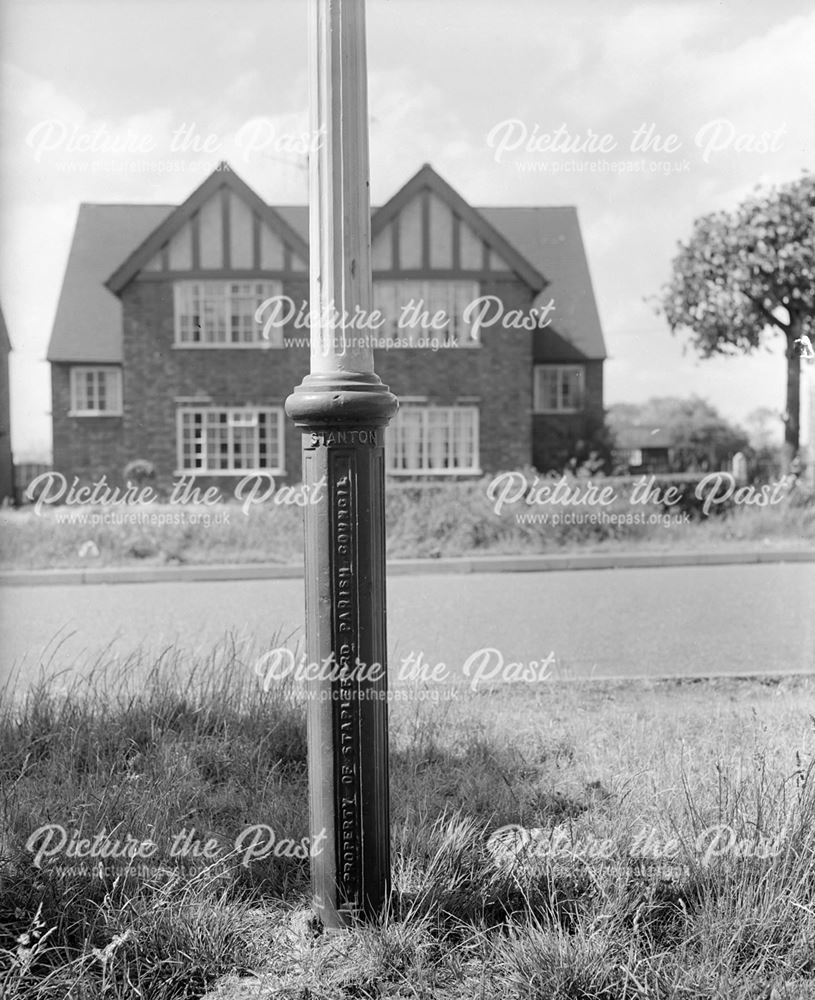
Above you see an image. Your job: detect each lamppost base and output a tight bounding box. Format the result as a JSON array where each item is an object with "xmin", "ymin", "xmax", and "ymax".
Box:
[
  {"xmin": 286, "ymin": 371, "xmax": 399, "ymax": 428},
  {"xmin": 285, "ymin": 371, "xmax": 397, "ymax": 929}
]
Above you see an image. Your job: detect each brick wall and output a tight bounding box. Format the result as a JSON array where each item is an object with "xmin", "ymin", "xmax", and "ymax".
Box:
[
  {"xmin": 51, "ymin": 363, "xmax": 128, "ymax": 486},
  {"xmin": 374, "ymin": 277, "xmax": 534, "ymax": 474},
  {"xmin": 532, "ymin": 360, "xmax": 605, "ymax": 472},
  {"xmin": 120, "ymin": 278, "xmax": 311, "ymax": 495}
]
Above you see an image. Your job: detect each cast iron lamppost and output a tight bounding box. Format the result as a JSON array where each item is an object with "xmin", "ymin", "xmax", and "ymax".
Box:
[{"xmin": 285, "ymin": 0, "xmax": 398, "ymax": 930}]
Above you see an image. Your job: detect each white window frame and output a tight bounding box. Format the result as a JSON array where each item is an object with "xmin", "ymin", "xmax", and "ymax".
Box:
[
  {"xmin": 373, "ymin": 280, "xmax": 480, "ymax": 347},
  {"xmin": 175, "ymin": 406, "xmax": 285, "ymax": 475},
  {"xmin": 173, "ymin": 280, "xmax": 283, "ymax": 348},
  {"xmin": 69, "ymin": 366, "xmax": 123, "ymax": 416},
  {"xmin": 387, "ymin": 404, "xmax": 480, "ymax": 476},
  {"xmin": 533, "ymin": 364, "xmax": 585, "ymax": 413}
]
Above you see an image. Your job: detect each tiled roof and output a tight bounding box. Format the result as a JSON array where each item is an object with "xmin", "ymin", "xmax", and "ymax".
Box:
[
  {"xmin": 481, "ymin": 207, "xmax": 606, "ymax": 360},
  {"xmin": 614, "ymin": 425, "xmax": 674, "ymax": 449},
  {"xmin": 48, "ymin": 203, "xmax": 174, "ymax": 362},
  {"xmin": 0, "ymin": 304, "xmax": 10, "ymax": 354}
]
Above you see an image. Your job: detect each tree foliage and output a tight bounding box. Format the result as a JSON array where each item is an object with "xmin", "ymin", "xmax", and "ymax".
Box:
[
  {"xmin": 658, "ymin": 172, "xmax": 815, "ymax": 461},
  {"xmin": 608, "ymin": 396, "xmax": 748, "ymax": 471}
]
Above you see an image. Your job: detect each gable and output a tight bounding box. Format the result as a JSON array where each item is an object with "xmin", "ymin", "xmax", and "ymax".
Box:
[
  {"xmin": 371, "ymin": 190, "xmax": 510, "ymax": 272},
  {"xmin": 106, "ymin": 163, "xmax": 309, "ymax": 293},
  {"xmin": 48, "ymin": 165, "xmax": 605, "ymax": 364},
  {"xmin": 371, "ymin": 164, "xmax": 545, "ymax": 291},
  {"xmin": 139, "ymin": 188, "xmax": 307, "ymax": 275}
]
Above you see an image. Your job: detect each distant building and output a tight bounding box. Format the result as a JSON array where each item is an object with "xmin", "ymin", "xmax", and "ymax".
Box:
[
  {"xmin": 47, "ymin": 163, "xmax": 607, "ymax": 490},
  {"xmin": 0, "ymin": 306, "xmax": 13, "ymax": 502},
  {"xmin": 613, "ymin": 425, "xmax": 674, "ymax": 474}
]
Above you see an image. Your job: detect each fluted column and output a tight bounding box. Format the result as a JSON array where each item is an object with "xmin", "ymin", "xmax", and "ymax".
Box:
[{"xmin": 285, "ymin": 0, "xmax": 397, "ymax": 930}]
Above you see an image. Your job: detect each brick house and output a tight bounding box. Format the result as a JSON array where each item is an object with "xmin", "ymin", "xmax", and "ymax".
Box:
[{"xmin": 47, "ymin": 163, "xmax": 606, "ymax": 491}]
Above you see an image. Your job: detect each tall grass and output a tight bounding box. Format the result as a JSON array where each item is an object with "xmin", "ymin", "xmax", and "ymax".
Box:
[
  {"xmin": 0, "ymin": 643, "xmax": 813, "ymax": 999},
  {"xmin": 2, "ymin": 475, "xmax": 813, "ymax": 569}
]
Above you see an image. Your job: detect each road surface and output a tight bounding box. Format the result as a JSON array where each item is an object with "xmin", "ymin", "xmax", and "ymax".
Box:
[{"xmin": 1, "ymin": 563, "xmax": 812, "ymax": 692}]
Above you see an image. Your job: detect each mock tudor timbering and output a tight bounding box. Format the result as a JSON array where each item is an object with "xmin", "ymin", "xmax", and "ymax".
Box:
[{"xmin": 47, "ymin": 162, "xmax": 607, "ymax": 490}]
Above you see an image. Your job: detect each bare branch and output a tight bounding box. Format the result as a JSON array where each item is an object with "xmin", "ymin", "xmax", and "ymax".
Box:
[{"xmin": 744, "ymin": 294, "xmax": 789, "ymax": 333}]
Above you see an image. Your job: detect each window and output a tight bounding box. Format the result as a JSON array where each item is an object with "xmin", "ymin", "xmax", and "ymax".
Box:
[
  {"xmin": 69, "ymin": 367, "xmax": 122, "ymax": 415},
  {"xmin": 627, "ymin": 449, "xmax": 643, "ymax": 467},
  {"xmin": 174, "ymin": 281, "xmax": 282, "ymax": 347},
  {"xmin": 387, "ymin": 404, "xmax": 479, "ymax": 474},
  {"xmin": 533, "ymin": 365, "xmax": 585, "ymax": 412},
  {"xmin": 373, "ymin": 280, "xmax": 479, "ymax": 346},
  {"xmin": 177, "ymin": 407, "xmax": 284, "ymax": 474}
]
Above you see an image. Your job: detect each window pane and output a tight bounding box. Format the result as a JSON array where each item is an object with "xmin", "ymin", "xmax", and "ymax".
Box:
[
  {"xmin": 387, "ymin": 406, "xmax": 478, "ymax": 473},
  {"xmin": 109, "ymin": 370, "xmax": 122, "ymax": 412},
  {"xmin": 393, "ymin": 408, "xmax": 423, "ymax": 470},
  {"xmin": 562, "ymin": 367, "xmax": 583, "ymax": 409},
  {"xmin": 71, "ymin": 367, "xmax": 121, "ymax": 413},
  {"xmin": 427, "ymin": 408, "xmax": 450, "ymax": 468},
  {"xmin": 399, "ymin": 280, "xmax": 423, "ymax": 343},
  {"xmin": 452, "ymin": 282, "xmax": 478, "ymax": 344},
  {"xmin": 175, "ymin": 281, "xmax": 280, "ymax": 345},
  {"xmin": 373, "ymin": 280, "xmax": 479, "ymax": 347},
  {"xmin": 452, "ymin": 408, "xmax": 476, "ymax": 468},
  {"xmin": 178, "ymin": 407, "xmax": 281, "ymax": 472},
  {"xmin": 424, "ymin": 282, "xmax": 448, "ymax": 341},
  {"xmin": 535, "ymin": 366, "xmax": 584, "ymax": 412},
  {"xmin": 542, "ymin": 369, "xmax": 558, "ymax": 409}
]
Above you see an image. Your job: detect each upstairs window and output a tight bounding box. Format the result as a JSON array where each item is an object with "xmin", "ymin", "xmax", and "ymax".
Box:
[
  {"xmin": 174, "ymin": 281, "xmax": 282, "ymax": 347},
  {"xmin": 373, "ymin": 280, "xmax": 479, "ymax": 346},
  {"xmin": 387, "ymin": 404, "xmax": 479, "ymax": 475},
  {"xmin": 533, "ymin": 365, "xmax": 585, "ymax": 413},
  {"xmin": 177, "ymin": 406, "xmax": 284, "ymax": 474},
  {"xmin": 69, "ymin": 366, "xmax": 122, "ymax": 416}
]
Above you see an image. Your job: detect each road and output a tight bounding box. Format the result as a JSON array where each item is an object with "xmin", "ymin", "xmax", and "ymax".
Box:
[{"xmin": 1, "ymin": 562, "xmax": 813, "ymax": 692}]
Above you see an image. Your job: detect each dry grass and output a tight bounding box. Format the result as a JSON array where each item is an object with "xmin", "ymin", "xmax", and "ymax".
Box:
[{"xmin": 1, "ymin": 638, "xmax": 814, "ymax": 998}]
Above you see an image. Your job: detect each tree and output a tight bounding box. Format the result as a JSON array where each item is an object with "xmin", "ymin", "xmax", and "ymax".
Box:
[
  {"xmin": 744, "ymin": 407, "xmax": 785, "ymax": 480},
  {"xmin": 744, "ymin": 406, "xmax": 783, "ymax": 451},
  {"xmin": 657, "ymin": 172, "xmax": 815, "ymax": 468},
  {"xmin": 608, "ymin": 396, "xmax": 749, "ymax": 471}
]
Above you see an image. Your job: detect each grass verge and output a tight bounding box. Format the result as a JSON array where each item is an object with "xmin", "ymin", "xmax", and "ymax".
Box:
[{"xmin": 1, "ymin": 641, "xmax": 814, "ymax": 998}]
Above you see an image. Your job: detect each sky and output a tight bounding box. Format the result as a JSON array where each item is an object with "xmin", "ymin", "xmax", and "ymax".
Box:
[{"xmin": 1, "ymin": 0, "xmax": 814, "ymax": 459}]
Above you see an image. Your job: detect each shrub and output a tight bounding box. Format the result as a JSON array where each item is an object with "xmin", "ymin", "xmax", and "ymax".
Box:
[{"xmin": 123, "ymin": 459, "xmax": 156, "ymax": 487}]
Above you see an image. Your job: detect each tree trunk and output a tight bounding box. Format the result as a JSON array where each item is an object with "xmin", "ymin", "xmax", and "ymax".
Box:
[{"xmin": 784, "ymin": 316, "xmax": 803, "ymax": 471}]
